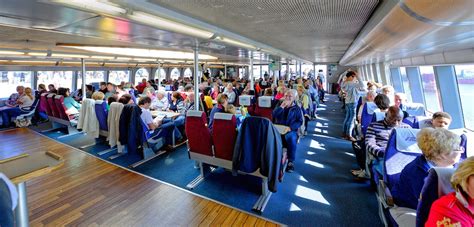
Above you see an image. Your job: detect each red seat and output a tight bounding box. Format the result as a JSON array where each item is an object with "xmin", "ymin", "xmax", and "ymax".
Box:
[
  {"xmin": 47, "ymin": 94, "xmax": 60, "ymax": 118},
  {"xmin": 255, "ymin": 96, "xmax": 273, "ymax": 120},
  {"xmin": 40, "ymin": 93, "xmax": 52, "ymax": 116},
  {"xmin": 185, "ymin": 110, "xmax": 213, "ymax": 156},
  {"xmin": 54, "ymin": 95, "xmax": 74, "ymax": 121},
  {"xmin": 212, "ymin": 113, "xmax": 237, "ymax": 161}
]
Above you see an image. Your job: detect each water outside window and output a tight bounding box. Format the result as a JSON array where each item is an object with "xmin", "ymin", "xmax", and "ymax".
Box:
[
  {"xmin": 454, "ymin": 64, "xmax": 474, "ymax": 129},
  {"xmin": 135, "ymin": 68, "xmax": 149, "ymax": 85},
  {"xmin": 399, "ymin": 67, "xmax": 413, "ymax": 102},
  {"xmin": 419, "ymin": 66, "xmax": 442, "ymax": 112},
  {"xmin": 37, "ymin": 71, "xmax": 73, "ymax": 90},
  {"xmin": 77, "ymin": 71, "xmax": 105, "ymax": 87},
  {"xmin": 108, "ymin": 71, "xmax": 130, "ymax": 85}
]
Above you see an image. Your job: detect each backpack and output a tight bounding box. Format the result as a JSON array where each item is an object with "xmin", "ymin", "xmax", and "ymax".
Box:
[{"xmin": 14, "ymin": 118, "xmax": 31, "ymax": 128}]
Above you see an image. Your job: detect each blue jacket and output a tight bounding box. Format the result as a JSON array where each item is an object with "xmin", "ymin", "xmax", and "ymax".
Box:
[
  {"xmin": 119, "ymin": 104, "xmax": 144, "ymax": 156},
  {"xmin": 392, "ymin": 155, "xmax": 431, "ymax": 209},
  {"xmin": 0, "ymin": 178, "xmax": 14, "ymax": 227},
  {"xmin": 208, "ymin": 105, "xmax": 224, "ymax": 130},
  {"xmin": 272, "ymin": 103, "xmax": 303, "ymax": 132},
  {"xmin": 232, "ymin": 116, "xmax": 283, "ymax": 192}
]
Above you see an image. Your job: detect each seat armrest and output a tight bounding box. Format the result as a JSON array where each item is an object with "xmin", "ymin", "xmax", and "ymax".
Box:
[{"xmin": 378, "ymin": 180, "xmax": 394, "ymax": 208}]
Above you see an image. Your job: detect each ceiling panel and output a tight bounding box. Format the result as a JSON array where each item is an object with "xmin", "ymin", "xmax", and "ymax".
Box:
[{"xmin": 148, "ymin": 0, "xmax": 379, "ymax": 63}]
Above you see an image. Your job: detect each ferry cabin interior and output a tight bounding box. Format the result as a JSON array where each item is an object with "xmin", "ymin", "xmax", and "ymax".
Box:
[{"xmin": 0, "ymin": 0, "xmax": 473, "ymax": 226}]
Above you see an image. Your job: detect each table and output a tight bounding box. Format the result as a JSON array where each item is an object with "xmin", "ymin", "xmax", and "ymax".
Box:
[
  {"xmin": 274, "ymin": 124, "xmax": 290, "ymax": 135},
  {"xmin": 1, "ymin": 151, "xmax": 63, "ymax": 227},
  {"xmin": 150, "ymin": 110, "xmax": 181, "ymax": 119}
]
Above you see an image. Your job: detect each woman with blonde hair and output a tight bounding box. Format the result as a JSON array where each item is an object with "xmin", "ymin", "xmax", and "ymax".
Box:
[
  {"xmin": 392, "ymin": 128, "xmax": 463, "ymax": 209},
  {"xmin": 0, "ymin": 87, "xmax": 35, "ymax": 127},
  {"xmin": 426, "ymin": 156, "xmax": 474, "ymax": 226}
]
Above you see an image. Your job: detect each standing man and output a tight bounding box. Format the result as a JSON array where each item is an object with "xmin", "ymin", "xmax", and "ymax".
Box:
[{"xmin": 341, "ymin": 71, "xmax": 364, "ymax": 142}]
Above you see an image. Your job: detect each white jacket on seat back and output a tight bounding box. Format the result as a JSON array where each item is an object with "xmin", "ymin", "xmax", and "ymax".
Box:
[
  {"xmin": 108, "ymin": 102, "xmax": 124, "ymax": 148},
  {"xmin": 77, "ymin": 99, "xmax": 99, "ymax": 138}
]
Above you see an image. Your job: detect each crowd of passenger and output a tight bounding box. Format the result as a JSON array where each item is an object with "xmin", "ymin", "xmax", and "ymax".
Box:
[
  {"xmin": 339, "ymin": 70, "xmax": 473, "ymax": 226},
  {"xmin": 1, "ymin": 72, "xmax": 325, "ymax": 173}
]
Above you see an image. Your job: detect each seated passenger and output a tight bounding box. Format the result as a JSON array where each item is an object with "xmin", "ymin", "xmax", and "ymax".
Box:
[
  {"xmin": 357, "ymin": 106, "xmax": 411, "ymax": 179},
  {"xmin": 426, "ymin": 156, "xmax": 474, "ymax": 227},
  {"xmin": 1, "ymin": 87, "xmax": 34, "ymax": 127},
  {"xmin": 48, "ymin": 84, "xmax": 57, "ymax": 94},
  {"xmin": 374, "ymin": 93, "xmax": 390, "ymax": 113},
  {"xmin": 357, "ymin": 90, "xmax": 377, "ymax": 122},
  {"xmin": 275, "ymin": 86, "xmax": 285, "ymax": 100},
  {"xmin": 393, "ymin": 128, "xmax": 463, "ymax": 209},
  {"xmin": 211, "ymin": 84, "xmax": 220, "ymax": 100},
  {"xmin": 138, "ymin": 97, "xmax": 181, "ymax": 145},
  {"xmin": 37, "ymin": 84, "xmax": 47, "ymax": 95},
  {"xmin": 5, "ymin": 86, "xmax": 24, "ymax": 107},
  {"xmin": 91, "ymin": 91, "xmax": 105, "ymax": 101},
  {"xmin": 136, "ymin": 78, "xmax": 147, "ymax": 94},
  {"xmin": 151, "ymin": 91, "xmax": 169, "ymax": 111},
  {"xmin": 208, "ymin": 94, "xmax": 228, "ymax": 130},
  {"xmin": 118, "ymin": 94, "xmax": 133, "ymax": 105},
  {"xmin": 58, "ymin": 88, "xmax": 81, "ymax": 115},
  {"xmin": 297, "ymin": 85, "xmax": 311, "ymax": 136},
  {"xmin": 203, "ymin": 87, "xmax": 214, "ymax": 110},
  {"xmin": 142, "ymin": 81, "xmax": 156, "ymax": 96},
  {"xmin": 223, "ymin": 83, "xmax": 236, "ymax": 105},
  {"xmin": 381, "ymin": 85, "xmax": 395, "ymax": 106},
  {"xmin": 104, "ymin": 82, "xmax": 116, "ymax": 100},
  {"xmin": 394, "ymin": 92, "xmax": 408, "ymax": 110},
  {"xmin": 273, "ymin": 89, "xmax": 304, "ymax": 173},
  {"xmin": 169, "ymin": 91, "xmax": 185, "ymax": 114},
  {"xmin": 429, "ymin": 111, "xmax": 452, "ymax": 129},
  {"xmin": 98, "ymin": 82, "xmax": 107, "ymax": 94}
]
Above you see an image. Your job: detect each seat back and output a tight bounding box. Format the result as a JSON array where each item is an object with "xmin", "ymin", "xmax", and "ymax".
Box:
[
  {"xmin": 54, "ymin": 95, "xmax": 71, "ymax": 121},
  {"xmin": 47, "ymin": 94, "xmax": 60, "ymax": 118},
  {"xmin": 416, "ymin": 167, "xmax": 455, "ymax": 227},
  {"xmin": 361, "ymin": 102, "xmax": 378, "ymax": 135},
  {"xmin": 383, "ymin": 128, "xmax": 422, "ymax": 189},
  {"xmin": 238, "ymin": 95, "xmax": 252, "ymax": 107},
  {"xmin": 128, "ymin": 89, "xmax": 137, "ymax": 104},
  {"xmin": 403, "ymin": 103, "xmax": 426, "ymax": 116},
  {"xmin": 40, "ymin": 93, "xmax": 51, "ymax": 116},
  {"xmin": 255, "ymin": 96, "xmax": 273, "ymax": 120},
  {"xmin": 185, "ymin": 110, "xmax": 213, "ymax": 156},
  {"xmin": 94, "ymin": 100, "xmax": 108, "ymax": 131},
  {"xmin": 212, "ymin": 113, "xmax": 237, "ymax": 160},
  {"xmin": 372, "ymin": 111, "xmax": 386, "ymax": 123}
]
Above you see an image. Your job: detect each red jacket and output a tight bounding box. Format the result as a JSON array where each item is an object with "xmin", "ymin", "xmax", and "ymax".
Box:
[{"xmin": 425, "ymin": 192, "xmax": 474, "ymax": 227}]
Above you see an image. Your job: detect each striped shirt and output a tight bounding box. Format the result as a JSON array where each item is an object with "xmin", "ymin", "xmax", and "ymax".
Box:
[{"xmin": 365, "ymin": 120, "xmax": 411, "ymax": 157}]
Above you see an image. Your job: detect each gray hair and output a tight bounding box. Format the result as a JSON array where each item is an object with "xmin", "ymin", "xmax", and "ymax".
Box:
[{"xmin": 417, "ymin": 128, "xmax": 461, "ymax": 162}]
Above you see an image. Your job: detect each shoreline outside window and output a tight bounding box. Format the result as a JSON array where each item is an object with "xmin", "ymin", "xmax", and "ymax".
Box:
[
  {"xmin": 77, "ymin": 71, "xmax": 105, "ymax": 87},
  {"xmin": 399, "ymin": 67, "xmax": 413, "ymax": 102},
  {"xmin": 135, "ymin": 68, "xmax": 149, "ymax": 85},
  {"xmin": 419, "ymin": 66, "xmax": 442, "ymax": 112},
  {"xmin": 37, "ymin": 71, "xmax": 73, "ymax": 90}
]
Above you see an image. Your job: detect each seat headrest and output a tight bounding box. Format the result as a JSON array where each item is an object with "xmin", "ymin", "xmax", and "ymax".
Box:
[
  {"xmin": 395, "ymin": 128, "xmax": 422, "ymax": 153},
  {"xmin": 54, "ymin": 95, "xmax": 64, "ymax": 99},
  {"xmin": 374, "ymin": 111, "xmax": 386, "ymax": 121},
  {"xmin": 214, "ymin": 113, "xmax": 234, "ymax": 120},
  {"xmin": 365, "ymin": 102, "xmax": 379, "ymax": 114},
  {"xmin": 404, "ymin": 103, "xmax": 425, "ymax": 116},
  {"xmin": 187, "ymin": 110, "xmax": 203, "ymax": 117},
  {"xmin": 47, "ymin": 94, "xmax": 55, "ymax": 98},
  {"xmin": 417, "ymin": 117, "xmax": 432, "ymax": 129},
  {"xmin": 258, "ymin": 96, "xmax": 272, "ymax": 108},
  {"xmin": 432, "ymin": 167, "xmax": 456, "ymax": 197},
  {"xmin": 239, "ymin": 95, "xmax": 252, "ymax": 106},
  {"xmin": 41, "ymin": 93, "xmax": 48, "ymax": 97},
  {"xmin": 95, "ymin": 100, "xmax": 104, "ymax": 104}
]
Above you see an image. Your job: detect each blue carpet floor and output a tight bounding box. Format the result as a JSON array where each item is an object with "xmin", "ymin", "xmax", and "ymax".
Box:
[{"xmin": 34, "ymin": 95, "xmax": 383, "ymax": 226}]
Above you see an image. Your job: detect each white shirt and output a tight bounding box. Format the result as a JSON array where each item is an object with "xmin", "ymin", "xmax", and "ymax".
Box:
[
  {"xmin": 18, "ymin": 95, "xmax": 34, "ymax": 108},
  {"xmin": 151, "ymin": 96, "xmax": 169, "ymax": 111}
]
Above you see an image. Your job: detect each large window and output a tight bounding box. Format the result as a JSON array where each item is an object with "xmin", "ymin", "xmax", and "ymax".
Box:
[
  {"xmin": 252, "ymin": 65, "xmax": 261, "ymax": 79},
  {"xmin": 77, "ymin": 71, "xmax": 105, "ymax": 87},
  {"xmin": 399, "ymin": 67, "xmax": 413, "ymax": 102},
  {"xmin": 0, "ymin": 71, "xmax": 32, "ymax": 98},
  {"xmin": 261, "ymin": 65, "xmax": 269, "ymax": 77},
  {"xmin": 170, "ymin": 68, "xmax": 180, "ymax": 80},
  {"xmin": 109, "ymin": 70, "xmax": 130, "ymax": 85},
  {"xmin": 155, "ymin": 68, "xmax": 166, "ymax": 81},
  {"xmin": 37, "ymin": 71, "xmax": 73, "ymax": 90},
  {"xmin": 135, "ymin": 68, "xmax": 149, "ymax": 85},
  {"xmin": 454, "ymin": 64, "xmax": 474, "ymax": 129},
  {"xmin": 419, "ymin": 66, "xmax": 442, "ymax": 112},
  {"xmin": 184, "ymin": 68, "xmax": 192, "ymax": 78}
]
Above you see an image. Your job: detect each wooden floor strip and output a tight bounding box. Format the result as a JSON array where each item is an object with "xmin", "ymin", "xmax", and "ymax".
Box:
[{"xmin": 0, "ymin": 128, "xmax": 279, "ymax": 226}]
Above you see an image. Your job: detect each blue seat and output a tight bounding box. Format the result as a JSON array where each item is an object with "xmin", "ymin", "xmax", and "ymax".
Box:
[
  {"xmin": 360, "ymin": 102, "xmax": 378, "ymax": 136},
  {"xmin": 377, "ymin": 128, "xmax": 422, "ymax": 226},
  {"xmin": 15, "ymin": 94, "xmax": 40, "ymax": 121},
  {"xmin": 416, "ymin": 167, "xmax": 455, "ymax": 227},
  {"xmin": 402, "ymin": 103, "xmax": 426, "ymax": 116},
  {"xmin": 94, "ymin": 100, "xmax": 108, "ymax": 132}
]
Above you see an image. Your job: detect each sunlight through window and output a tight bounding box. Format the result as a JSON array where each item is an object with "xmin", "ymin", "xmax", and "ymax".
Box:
[
  {"xmin": 307, "ymin": 151, "xmax": 316, "ymax": 155},
  {"xmin": 310, "ymin": 140, "xmax": 326, "ymax": 150},
  {"xmin": 304, "ymin": 159, "xmax": 324, "ymax": 168},
  {"xmin": 344, "ymin": 152, "xmax": 355, "ymax": 157},
  {"xmin": 314, "ymin": 128, "xmax": 322, "ymax": 133},
  {"xmin": 299, "ymin": 176, "xmax": 308, "ymax": 183},
  {"xmin": 295, "ymin": 185, "xmax": 330, "ymax": 205},
  {"xmin": 290, "ymin": 203, "xmax": 302, "ymax": 211}
]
